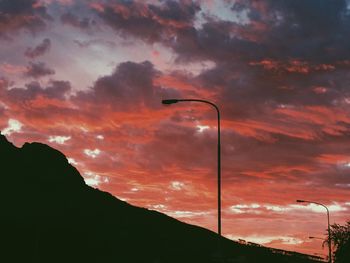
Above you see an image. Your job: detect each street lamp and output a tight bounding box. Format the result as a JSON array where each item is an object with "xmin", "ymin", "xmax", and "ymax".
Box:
[
  {"xmin": 296, "ymin": 200, "xmax": 332, "ymax": 263},
  {"xmin": 162, "ymin": 99, "xmax": 222, "ymax": 237},
  {"xmin": 309, "ymin": 236, "xmax": 325, "ymax": 241}
]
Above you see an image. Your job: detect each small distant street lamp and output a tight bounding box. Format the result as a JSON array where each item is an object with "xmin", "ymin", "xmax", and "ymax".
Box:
[
  {"xmin": 296, "ymin": 200, "xmax": 332, "ymax": 263},
  {"xmin": 309, "ymin": 236, "xmax": 325, "ymax": 241},
  {"xmin": 162, "ymin": 99, "xmax": 222, "ymax": 237}
]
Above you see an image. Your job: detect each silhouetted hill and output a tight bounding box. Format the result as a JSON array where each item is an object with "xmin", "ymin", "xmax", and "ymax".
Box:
[{"xmin": 0, "ymin": 135, "xmax": 321, "ymax": 263}]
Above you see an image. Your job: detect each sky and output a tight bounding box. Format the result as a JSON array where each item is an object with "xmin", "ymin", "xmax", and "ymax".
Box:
[{"xmin": 1, "ymin": 0, "xmax": 350, "ymax": 258}]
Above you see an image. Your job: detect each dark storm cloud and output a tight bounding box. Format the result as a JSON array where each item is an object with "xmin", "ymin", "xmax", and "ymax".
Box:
[
  {"xmin": 24, "ymin": 38, "xmax": 51, "ymax": 58},
  {"xmin": 60, "ymin": 12, "xmax": 96, "ymax": 29},
  {"xmin": 0, "ymin": 79, "xmax": 74, "ymax": 124},
  {"xmin": 93, "ymin": 0, "xmax": 200, "ymax": 43},
  {"xmin": 149, "ymin": 0, "xmax": 200, "ymax": 24},
  {"xmin": 74, "ymin": 61, "xmax": 180, "ymax": 111},
  {"xmin": 0, "ymin": 0, "xmax": 51, "ymax": 39},
  {"xmin": 93, "ymin": 0, "xmax": 350, "ymax": 64},
  {"xmin": 172, "ymin": 0, "xmax": 350, "ymax": 63},
  {"xmin": 170, "ymin": 19, "xmax": 269, "ymax": 63},
  {"xmin": 191, "ymin": 1, "xmax": 350, "ymax": 117},
  {"xmin": 93, "ymin": 0, "xmax": 262, "ymax": 62},
  {"xmin": 25, "ymin": 62, "xmax": 55, "ymax": 78},
  {"xmin": 230, "ymin": 0, "xmax": 350, "ymax": 62},
  {"xmin": 196, "ymin": 62, "xmax": 350, "ymax": 119},
  {"xmin": 94, "ymin": 0, "xmax": 266, "ymax": 63},
  {"xmin": 1, "ymin": 80, "xmax": 71, "ymax": 102},
  {"xmin": 188, "ymin": 0, "xmax": 350, "ymax": 63}
]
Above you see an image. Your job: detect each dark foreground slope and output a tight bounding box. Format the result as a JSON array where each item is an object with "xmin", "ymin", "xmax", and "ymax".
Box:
[{"xmin": 0, "ymin": 135, "xmax": 320, "ymax": 263}]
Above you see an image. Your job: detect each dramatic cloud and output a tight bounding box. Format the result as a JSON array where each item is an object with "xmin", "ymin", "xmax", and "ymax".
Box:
[
  {"xmin": 25, "ymin": 62, "xmax": 55, "ymax": 78},
  {"xmin": 93, "ymin": 0, "xmax": 350, "ymax": 65},
  {"xmin": 0, "ymin": 80, "xmax": 71, "ymax": 106},
  {"xmin": 24, "ymin": 38, "xmax": 51, "ymax": 58},
  {"xmin": 74, "ymin": 60, "xmax": 180, "ymax": 111},
  {"xmin": 94, "ymin": 0, "xmax": 200, "ymax": 43},
  {"xmin": 0, "ymin": 0, "xmax": 51, "ymax": 39}
]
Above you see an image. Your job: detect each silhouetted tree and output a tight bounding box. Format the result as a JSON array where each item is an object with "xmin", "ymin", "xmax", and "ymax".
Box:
[{"xmin": 328, "ymin": 221, "xmax": 350, "ymax": 263}]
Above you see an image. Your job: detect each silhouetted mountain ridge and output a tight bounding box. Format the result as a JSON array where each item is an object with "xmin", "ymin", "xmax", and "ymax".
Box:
[{"xmin": 0, "ymin": 135, "xmax": 321, "ymax": 263}]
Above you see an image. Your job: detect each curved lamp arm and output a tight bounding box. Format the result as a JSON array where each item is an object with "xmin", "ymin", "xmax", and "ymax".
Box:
[{"xmin": 163, "ymin": 99, "xmax": 221, "ymax": 237}]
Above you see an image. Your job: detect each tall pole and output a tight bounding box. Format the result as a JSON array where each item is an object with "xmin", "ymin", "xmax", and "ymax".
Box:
[
  {"xmin": 296, "ymin": 200, "xmax": 332, "ymax": 263},
  {"xmin": 326, "ymin": 206, "xmax": 331, "ymax": 263},
  {"xmin": 162, "ymin": 99, "xmax": 221, "ymax": 237}
]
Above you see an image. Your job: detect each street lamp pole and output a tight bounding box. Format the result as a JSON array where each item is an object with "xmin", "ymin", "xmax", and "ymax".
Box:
[
  {"xmin": 162, "ymin": 99, "xmax": 222, "ymax": 237},
  {"xmin": 296, "ymin": 200, "xmax": 332, "ymax": 263}
]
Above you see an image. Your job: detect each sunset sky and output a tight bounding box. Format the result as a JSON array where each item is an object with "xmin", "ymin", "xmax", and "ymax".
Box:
[{"xmin": 1, "ymin": 0, "xmax": 350, "ymax": 257}]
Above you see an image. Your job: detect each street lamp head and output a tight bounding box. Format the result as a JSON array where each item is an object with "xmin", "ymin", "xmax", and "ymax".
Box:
[
  {"xmin": 162, "ymin": 99, "xmax": 179, "ymax": 105},
  {"xmin": 296, "ymin": 199, "xmax": 305, "ymax": 203}
]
